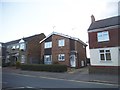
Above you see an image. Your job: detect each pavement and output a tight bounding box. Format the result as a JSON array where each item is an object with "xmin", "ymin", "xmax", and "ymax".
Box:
[{"xmin": 2, "ymin": 66, "xmax": 119, "ymax": 85}]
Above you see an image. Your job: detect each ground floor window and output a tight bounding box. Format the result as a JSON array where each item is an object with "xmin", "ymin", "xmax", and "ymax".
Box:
[
  {"xmin": 44, "ymin": 55, "xmax": 52, "ymax": 64},
  {"xmin": 58, "ymin": 54, "xmax": 65, "ymax": 61},
  {"xmin": 99, "ymin": 49, "xmax": 111, "ymax": 61}
]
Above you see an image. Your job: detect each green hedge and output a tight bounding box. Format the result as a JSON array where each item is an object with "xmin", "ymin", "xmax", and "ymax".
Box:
[{"xmin": 21, "ymin": 64, "xmax": 67, "ymax": 72}]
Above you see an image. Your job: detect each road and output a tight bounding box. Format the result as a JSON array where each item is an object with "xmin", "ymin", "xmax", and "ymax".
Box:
[{"xmin": 2, "ymin": 72, "xmax": 119, "ymax": 89}]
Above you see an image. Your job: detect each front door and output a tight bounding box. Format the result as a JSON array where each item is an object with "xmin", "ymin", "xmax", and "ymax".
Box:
[{"xmin": 70, "ymin": 55, "xmax": 76, "ymax": 67}]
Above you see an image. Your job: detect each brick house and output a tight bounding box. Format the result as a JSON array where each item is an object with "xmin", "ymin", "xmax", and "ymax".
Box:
[
  {"xmin": 40, "ymin": 32, "xmax": 87, "ymax": 68},
  {"xmin": 5, "ymin": 33, "xmax": 45, "ymax": 65},
  {"xmin": 88, "ymin": 15, "xmax": 120, "ymax": 74}
]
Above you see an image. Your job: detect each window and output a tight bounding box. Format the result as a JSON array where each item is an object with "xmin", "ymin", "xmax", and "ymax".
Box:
[
  {"xmin": 12, "ymin": 45, "xmax": 15, "ymax": 50},
  {"xmin": 99, "ymin": 50, "xmax": 111, "ymax": 61},
  {"xmin": 16, "ymin": 45, "xmax": 19, "ymax": 49},
  {"xmin": 58, "ymin": 54, "xmax": 65, "ymax": 61},
  {"xmin": 7, "ymin": 46, "xmax": 10, "ymax": 49},
  {"xmin": 44, "ymin": 55, "xmax": 52, "ymax": 64},
  {"xmin": 58, "ymin": 39, "xmax": 65, "ymax": 47},
  {"xmin": 44, "ymin": 42, "xmax": 52, "ymax": 48},
  {"xmin": 97, "ymin": 31, "xmax": 109, "ymax": 42},
  {"xmin": 21, "ymin": 55, "xmax": 25, "ymax": 63},
  {"xmin": 20, "ymin": 43, "xmax": 25, "ymax": 50}
]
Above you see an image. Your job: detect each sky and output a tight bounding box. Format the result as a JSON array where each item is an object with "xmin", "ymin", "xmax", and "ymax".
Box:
[{"xmin": 0, "ymin": 0, "xmax": 119, "ymax": 57}]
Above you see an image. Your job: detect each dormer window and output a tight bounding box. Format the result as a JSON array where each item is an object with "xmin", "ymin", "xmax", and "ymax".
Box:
[
  {"xmin": 20, "ymin": 43, "xmax": 25, "ymax": 50},
  {"xmin": 19, "ymin": 38, "xmax": 25, "ymax": 50},
  {"xmin": 19, "ymin": 38, "xmax": 25, "ymax": 43},
  {"xmin": 12, "ymin": 46, "xmax": 15, "ymax": 50},
  {"xmin": 97, "ymin": 31, "xmax": 109, "ymax": 42},
  {"xmin": 16, "ymin": 45, "xmax": 19, "ymax": 49}
]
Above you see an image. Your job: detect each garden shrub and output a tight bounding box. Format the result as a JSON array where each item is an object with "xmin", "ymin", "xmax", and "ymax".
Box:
[{"xmin": 16, "ymin": 61, "xmax": 21, "ymax": 69}]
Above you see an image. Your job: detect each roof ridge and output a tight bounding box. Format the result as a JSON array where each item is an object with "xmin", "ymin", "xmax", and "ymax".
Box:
[
  {"xmin": 95, "ymin": 15, "xmax": 120, "ymax": 22},
  {"xmin": 5, "ymin": 33, "xmax": 43, "ymax": 44},
  {"xmin": 40, "ymin": 32, "xmax": 87, "ymax": 46}
]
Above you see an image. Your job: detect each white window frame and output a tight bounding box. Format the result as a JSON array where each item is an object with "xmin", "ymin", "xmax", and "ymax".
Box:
[
  {"xmin": 44, "ymin": 42, "xmax": 52, "ymax": 49},
  {"xmin": 21, "ymin": 55, "xmax": 25, "ymax": 63},
  {"xmin": 97, "ymin": 31, "xmax": 109, "ymax": 42},
  {"xmin": 20, "ymin": 43, "xmax": 25, "ymax": 50},
  {"xmin": 16, "ymin": 45, "xmax": 19, "ymax": 49},
  {"xmin": 12, "ymin": 45, "xmax": 16, "ymax": 49},
  {"xmin": 44, "ymin": 55, "xmax": 52, "ymax": 64},
  {"xmin": 58, "ymin": 54, "xmax": 65, "ymax": 61},
  {"xmin": 58, "ymin": 39, "xmax": 65, "ymax": 47},
  {"xmin": 99, "ymin": 49, "xmax": 111, "ymax": 61}
]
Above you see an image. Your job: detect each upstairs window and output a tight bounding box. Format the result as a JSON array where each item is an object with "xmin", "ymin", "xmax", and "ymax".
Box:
[
  {"xmin": 12, "ymin": 45, "xmax": 15, "ymax": 50},
  {"xmin": 16, "ymin": 45, "xmax": 19, "ymax": 49},
  {"xmin": 58, "ymin": 54, "xmax": 65, "ymax": 61},
  {"xmin": 58, "ymin": 39, "xmax": 65, "ymax": 47},
  {"xmin": 20, "ymin": 43, "xmax": 25, "ymax": 50},
  {"xmin": 97, "ymin": 31, "xmax": 109, "ymax": 42},
  {"xmin": 44, "ymin": 42, "xmax": 52, "ymax": 48},
  {"xmin": 19, "ymin": 38, "xmax": 25, "ymax": 50},
  {"xmin": 99, "ymin": 50, "xmax": 111, "ymax": 61}
]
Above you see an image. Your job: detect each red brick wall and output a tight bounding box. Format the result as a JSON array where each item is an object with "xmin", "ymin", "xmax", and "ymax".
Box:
[
  {"xmin": 27, "ymin": 33, "xmax": 45, "ymax": 64},
  {"xmin": 88, "ymin": 28, "xmax": 119, "ymax": 49},
  {"xmin": 52, "ymin": 35, "xmax": 70, "ymax": 66},
  {"xmin": 89, "ymin": 66, "xmax": 120, "ymax": 74},
  {"xmin": 40, "ymin": 42, "xmax": 44, "ymax": 63},
  {"xmin": 76, "ymin": 41, "xmax": 87, "ymax": 68}
]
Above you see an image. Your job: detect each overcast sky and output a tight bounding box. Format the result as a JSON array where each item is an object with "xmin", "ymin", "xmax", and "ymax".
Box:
[{"xmin": 0, "ymin": 0, "xmax": 119, "ymax": 57}]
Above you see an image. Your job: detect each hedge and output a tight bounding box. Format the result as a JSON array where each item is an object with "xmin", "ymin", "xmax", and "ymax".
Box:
[{"xmin": 21, "ymin": 64, "xmax": 67, "ymax": 72}]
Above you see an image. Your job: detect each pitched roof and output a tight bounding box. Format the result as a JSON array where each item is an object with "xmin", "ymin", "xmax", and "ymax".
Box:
[
  {"xmin": 5, "ymin": 33, "xmax": 45, "ymax": 46},
  {"xmin": 40, "ymin": 32, "xmax": 87, "ymax": 46},
  {"xmin": 88, "ymin": 16, "xmax": 120, "ymax": 31}
]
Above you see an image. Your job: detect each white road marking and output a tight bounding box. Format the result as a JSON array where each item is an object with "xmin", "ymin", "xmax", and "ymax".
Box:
[
  {"xmin": 7, "ymin": 86, "xmax": 34, "ymax": 89},
  {"xmin": 4, "ymin": 72, "xmax": 119, "ymax": 87},
  {"xmin": 1, "ymin": 82, "xmax": 8, "ymax": 84}
]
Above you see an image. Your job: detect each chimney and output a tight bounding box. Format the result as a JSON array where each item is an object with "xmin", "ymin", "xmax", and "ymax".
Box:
[{"xmin": 91, "ymin": 15, "xmax": 95, "ymax": 23}]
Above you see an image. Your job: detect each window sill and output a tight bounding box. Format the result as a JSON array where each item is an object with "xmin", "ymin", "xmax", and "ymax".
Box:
[
  {"xmin": 98, "ymin": 41, "xmax": 109, "ymax": 43},
  {"xmin": 58, "ymin": 60, "xmax": 65, "ymax": 62},
  {"xmin": 100, "ymin": 60, "xmax": 112, "ymax": 63}
]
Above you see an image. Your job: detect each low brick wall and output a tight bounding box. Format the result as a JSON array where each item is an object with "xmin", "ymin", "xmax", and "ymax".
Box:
[{"xmin": 89, "ymin": 66, "xmax": 120, "ymax": 75}]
